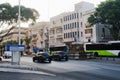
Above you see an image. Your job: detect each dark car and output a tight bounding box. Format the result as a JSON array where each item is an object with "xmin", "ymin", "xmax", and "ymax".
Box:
[
  {"xmin": 51, "ymin": 51, "xmax": 68, "ymax": 61},
  {"xmin": 33, "ymin": 52, "xmax": 52, "ymax": 63},
  {"xmin": 0, "ymin": 57, "xmax": 2, "ymax": 61}
]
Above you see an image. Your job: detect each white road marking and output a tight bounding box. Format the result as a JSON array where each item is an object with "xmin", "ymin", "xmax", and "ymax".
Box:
[{"xmin": 0, "ymin": 68, "xmax": 56, "ymax": 76}]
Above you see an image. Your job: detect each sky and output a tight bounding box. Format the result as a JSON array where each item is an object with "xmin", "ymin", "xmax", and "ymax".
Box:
[{"xmin": 0, "ymin": 0, "xmax": 106, "ymax": 22}]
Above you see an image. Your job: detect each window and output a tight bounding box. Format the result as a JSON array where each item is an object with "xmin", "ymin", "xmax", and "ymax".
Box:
[
  {"xmin": 70, "ymin": 32, "xmax": 72, "ymax": 38},
  {"xmin": 81, "ymin": 22, "xmax": 83, "ymax": 27},
  {"xmin": 72, "ymin": 32, "xmax": 74, "ymax": 38},
  {"xmin": 60, "ymin": 19, "xmax": 62, "ymax": 23},
  {"xmin": 64, "ymin": 25, "xmax": 65, "ymax": 30},
  {"xmin": 64, "ymin": 17, "xmax": 65, "ymax": 21},
  {"xmin": 72, "ymin": 23, "xmax": 74, "ymax": 28},
  {"xmin": 70, "ymin": 23, "xmax": 72, "ymax": 29},
  {"xmin": 74, "ymin": 13, "xmax": 76, "ymax": 19},
  {"xmin": 68, "ymin": 24, "xmax": 70, "ymax": 29},
  {"xmin": 85, "ymin": 29, "xmax": 92, "ymax": 34},
  {"xmin": 77, "ymin": 22, "xmax": 79, "ymax": 28},
  {"xmin": 75, "ymin": 22, "xmax": 77, "ymax": 28},
  {"xmin": 102, "ymin": 28, "xmax": 105, "ymax": 33},
  {"xmin": 81, "ymin": 32, "xmax": 83, "ymax": 37},
  {"xmin": 56, "ymin": 29, "xmax": 62, "ymax": 33},
  {"xmin": 70, "ymin": 15, "xmax": 72, "ymax": 20},
  {"xmin": 72, "ymin": 14, "xmax": 74, "ymax": 19},
  {"xmin": 78, "ymin": 31, "xmax": 79, "ymax": 37},
  {"xmin": 68, "ymin": 15, "xmax": 69, "ymax": 21},
  {"xmin": 102, "ymin": 28, "xmax": 105, "ymax": 38},
  {"xmin": 80, "ymin": 13, "xmax": 82, "ymax": 18},
  {"xmin": 75, "ymin": 32, "xmax": 77, "ymax": 35},
  {"xmin": 68, "ymin": 33, "xmax": 70, "ymax": 38},
  {"xmin": 53, "ymin": 21, "xmax": 55, "ymax": 24},
  {"xmin": 77, "ymin": 13, "xmax": 79, "ymax": 18},
  {"xmin": 64, "ymin": 33, "xmax": 65, "ymax": 38},
  {"xmin": 65, "ymin": 16, "xmax": 67, "ymax": 21},
  {"xmin": 66, "ymin": 24, "xmax": 68, "ymax": 30}
]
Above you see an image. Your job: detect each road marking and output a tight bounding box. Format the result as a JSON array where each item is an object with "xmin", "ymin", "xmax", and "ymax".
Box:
[{"xmin": 0, "ymin": 68, "xmax": 56, "ymax": 76}]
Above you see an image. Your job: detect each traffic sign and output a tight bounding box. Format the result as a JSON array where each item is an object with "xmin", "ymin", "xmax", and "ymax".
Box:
[{"xmin": 6, "ymin": 44, "xmax": 25, "ymax": 52}]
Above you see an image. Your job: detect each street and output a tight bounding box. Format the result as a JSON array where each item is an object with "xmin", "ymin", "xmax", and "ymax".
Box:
[{"xmin": 1, "ymin": 57, "xmax": 120, "ymax": 80}]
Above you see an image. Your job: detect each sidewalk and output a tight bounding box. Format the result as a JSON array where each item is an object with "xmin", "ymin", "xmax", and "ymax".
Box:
[
  {"xmin": 0, "ymin": 61, "xmax": 43, "ymax": 72},
  {"xmin": 95, "ymin": 57, "xmax": 120, "ymax": 64}
]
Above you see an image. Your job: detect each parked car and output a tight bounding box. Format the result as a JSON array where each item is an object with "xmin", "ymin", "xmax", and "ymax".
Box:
[
  {"xmin": 3, "ymin": 51, "xmax": 12, "ymax": 58},
  {"xmin": 33, "ymin": 52, "xmax": 52, "ymax": 63},
  {"xmin": 51, "ymin": 51, "xmax": 68, "ymax": 61}
]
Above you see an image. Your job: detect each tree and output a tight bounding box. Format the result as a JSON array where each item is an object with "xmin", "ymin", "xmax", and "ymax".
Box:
[
  {"xmin": 0, "ymin": 3, "xmax": 39, "ymax": 42},
  {"xmin": 24, "ymin": 37, "xmax": 31, "ymax": 54},
  {"xmin": 88, "ymin": 0, "xmax": 120, "ymax": 40}
]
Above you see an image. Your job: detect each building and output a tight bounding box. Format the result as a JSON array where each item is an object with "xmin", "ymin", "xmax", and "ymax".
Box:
[
  {"xmin": 26, "ymin": 1, "xmax": 112, "ymax": 53},
  {"xmin": 0, "ymin": 27, "xmax": 28, "ymax": 43},
  {"xmin": 62, "ymin": 2, "xmax": 111, "ymax": 44},
  {"xmin": 83, "ymin": 9, "xmax": 111, "ymax": 43},
  {"xmin": 49, "ymin": 1, "xmax": 112, "ymax": 52},
  {"xmin": 49, "ymin": 13, "xmax": 66, "ymax": 51},
  {"xmin": 29, "ymin": 22, "xmax": 50, "ymax": 50}
]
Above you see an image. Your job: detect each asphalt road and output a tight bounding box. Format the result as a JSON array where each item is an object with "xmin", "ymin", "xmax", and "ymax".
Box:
[{"xmin": 1, "ymin": 57, "xmax": 120, "ymax": 80}]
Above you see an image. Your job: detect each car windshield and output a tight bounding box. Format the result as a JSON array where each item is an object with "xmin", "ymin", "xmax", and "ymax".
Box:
[
  {"xmin": 41, "ymin": 52, "xmax": 50, "ymax": 57},
  {"xmin": 57, "ymin": 51, "xmax": 67, "ymax": 55}
]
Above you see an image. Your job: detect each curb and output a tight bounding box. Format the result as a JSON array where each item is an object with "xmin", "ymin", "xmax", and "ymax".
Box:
[{"xmin": 0, "ymin": 63, "xmax": 43, "ymax": 72}]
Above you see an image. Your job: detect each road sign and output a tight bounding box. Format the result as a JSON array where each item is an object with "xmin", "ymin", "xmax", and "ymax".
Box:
[{"xmin": 6, "ymin": 44, "xmax": 25, "ymax": 52}]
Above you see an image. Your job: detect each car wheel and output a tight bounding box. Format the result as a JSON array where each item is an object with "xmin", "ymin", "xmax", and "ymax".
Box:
[
  {"xmin": 65, "ymin": 56, "xmax": 68, "ymax": 61},
  {"xmin": 5, "ymin": 56, "xmax": 7, "ymax": 59},
  {"xmin": 0, "ymin": 57, "xmax": 2, "ymax": 61},
  {"xmin": 49, "ymin": 59, "xmax": 51, "ymax": 63},
  {"xmin": 58, "ymin": 58, "xmax": 61, "ymax": 61},
  {"xmin": 33, "ymin": 59, "xmax": 35, "ymax": 62}
]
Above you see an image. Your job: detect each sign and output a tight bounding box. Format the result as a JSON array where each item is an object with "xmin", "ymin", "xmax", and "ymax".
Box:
[{"xmin": 6, "ymin": 44, "xmax": 25, "ymax": 52}]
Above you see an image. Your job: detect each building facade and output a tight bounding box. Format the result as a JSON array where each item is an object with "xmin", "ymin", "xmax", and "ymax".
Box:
[
  {"xmin": 0, "ymin": 27, "xmax": 28, "ymax": 43},
  {"xmin": 62, "ymin": 2, "xmax": 111, "ymax": 44},
  {"xmin": 26, "ymin": 1, "xmax": 112, "ymax": 53},
  {"xmin": 49, "ymin": 13, "xmax": 66, "ymax": 48},
  {"xmin": 49, "ymin": 2, "xmax": 112, "ymax": 52},
  {"xmin": 29, "ymin": 22, "xmax": 50, "ymax": 50}
]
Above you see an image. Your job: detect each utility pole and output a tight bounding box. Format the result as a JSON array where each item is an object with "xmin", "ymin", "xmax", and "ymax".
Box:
[
  {"xmin": 45, "ymin": 28, "xmax": 49, "ymax": 52},
  {"xmin": 18, "ymin": 0, "xmax": 21, "ymax": 45},
  {"xmin": 18, "ymin": 0, "xmax": 21, "ymax": 65}
]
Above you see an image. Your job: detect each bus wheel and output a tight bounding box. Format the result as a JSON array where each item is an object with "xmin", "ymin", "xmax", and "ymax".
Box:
[{"xmin": 94, "ymin": 52, "xmax": 98, "ymax": 57}]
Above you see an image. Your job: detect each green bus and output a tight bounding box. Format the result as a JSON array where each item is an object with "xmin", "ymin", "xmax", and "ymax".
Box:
[{"xmin": 85, "ymin": 41, "xmax": 120, "ymax": 57}]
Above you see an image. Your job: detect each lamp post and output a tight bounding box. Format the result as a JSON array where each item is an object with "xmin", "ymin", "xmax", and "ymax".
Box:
[
  {"xmin": 18, "ymin": 0, "xmax": 21, "ymax": 65},
  {"xmin": 18, "ymin": 0, "xmax": 21, "ymax": 45},
  {"xmin": 45, "ymin": 28, "xmax": 49, "ymax": 52}
]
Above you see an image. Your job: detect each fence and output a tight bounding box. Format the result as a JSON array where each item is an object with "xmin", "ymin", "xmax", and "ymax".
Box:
[
  {"xmin": 68, "ymin": 52, "xmax": 120, "ymax": 62},
  {"xmin": 68, "ymin": 52, "xmax": 95, "ymax": 60}
]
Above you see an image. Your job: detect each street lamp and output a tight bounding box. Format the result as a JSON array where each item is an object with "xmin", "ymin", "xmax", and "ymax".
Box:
[
  {"xmin": 45, "ymin": 28, "xmax": 49, "ymax": 52},
  {"xmin": 18, "ymin": 0, "xmax": 21, "ymax": 45},
  {"xmin": 18, "ymin": 0, "xmax": 21, "ymax": 65}
]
